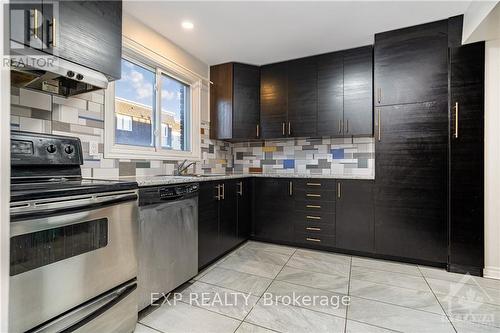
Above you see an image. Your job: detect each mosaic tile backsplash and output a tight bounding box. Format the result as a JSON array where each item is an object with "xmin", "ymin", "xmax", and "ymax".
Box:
[
  {"xmin": 10, "ymin": 87, "xmax": 374, "ymax": 178},
  {"xmin": 233, "ymin": 137, "xmax": 374, "ymax": 177}
]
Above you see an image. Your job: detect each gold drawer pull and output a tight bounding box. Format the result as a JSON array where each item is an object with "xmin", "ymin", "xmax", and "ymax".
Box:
[
  {"xmin": 306, "ymin": 194, "xmax": 321, "ymax": 197},
  {"xmin": 306, "ymin": 205, "xmax": 321, "ymax": 209},
  {"xmin": 306, "ymin": 215, "xmax": 321, "ymax": 220},
  {"xmin": 306, "ymin": 227, "xmax": 321, "ymax": 231},
  {"xmin": 306, "ymin": 183, "xmax": 321, "ymax": 186},
  {"xmin": 306, "ymin": 237, "xmax": 321, "ymax": 242}
]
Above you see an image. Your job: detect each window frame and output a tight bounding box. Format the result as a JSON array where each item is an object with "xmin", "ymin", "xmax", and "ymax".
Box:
[{"xmin": 104, "ymin": 38, "xmax": 202, "ymax": 161}]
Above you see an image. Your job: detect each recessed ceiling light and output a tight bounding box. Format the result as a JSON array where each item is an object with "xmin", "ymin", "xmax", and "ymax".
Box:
[{"xmin": 181, "ymin": 21, "xmax": 194, "ymax": 30}]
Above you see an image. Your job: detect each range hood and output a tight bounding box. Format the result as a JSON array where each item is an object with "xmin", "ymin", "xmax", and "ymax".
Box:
[{"xmin": 10, "ymin": 46, "xmax": 109, "ymax": 97}]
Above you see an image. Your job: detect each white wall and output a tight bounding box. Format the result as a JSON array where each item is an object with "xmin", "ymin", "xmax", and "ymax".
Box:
[
  {"xmin": 122, "ymin": 13, "xmax": 210, "ymax": 122},
  {"xmin": 0, "ymin": 0, "xmax": 11, "ymax": 329},
  {"xmin": 484, "ymin": 38, "xmax": 500, "ymax": 279}
]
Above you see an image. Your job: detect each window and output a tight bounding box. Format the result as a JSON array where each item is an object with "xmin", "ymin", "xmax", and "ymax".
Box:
[{"xmin": 105, "ymin": 43, "xmax": 202, "ymax": 161}]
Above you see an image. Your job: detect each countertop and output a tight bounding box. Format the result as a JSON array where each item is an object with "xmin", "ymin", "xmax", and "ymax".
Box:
[{"xmin": 115, "ymin": 173, "xmax": 375, "ymax": 187}]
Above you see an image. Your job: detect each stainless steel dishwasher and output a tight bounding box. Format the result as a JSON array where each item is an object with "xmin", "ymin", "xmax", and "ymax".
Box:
[{"xmin": 138, "ymin": 183, "xmax": 199, "ymax": 311}]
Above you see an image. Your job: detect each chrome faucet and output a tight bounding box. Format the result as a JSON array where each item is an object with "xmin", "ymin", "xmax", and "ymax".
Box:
[{"xmin": 176, "ymin": 159, "xmax": 197, "ymax": 175}]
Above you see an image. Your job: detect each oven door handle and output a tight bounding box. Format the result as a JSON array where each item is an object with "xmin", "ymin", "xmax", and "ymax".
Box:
[
  {"xmin": 10, "ymin": 192, "xmax": 138, "ymax": 222},
  {"xmin": 29, "ymin": 280, "xmax": 137, "ymax": 333}
]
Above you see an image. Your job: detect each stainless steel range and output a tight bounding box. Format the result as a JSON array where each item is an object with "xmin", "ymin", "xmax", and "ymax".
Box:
[{"xmin": 9, "ymin": 131, "xmax": 139, "ymax": 333}]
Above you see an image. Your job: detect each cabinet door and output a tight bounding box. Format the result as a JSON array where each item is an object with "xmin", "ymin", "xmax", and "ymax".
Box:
[
  {"xmin": 343, "ymin": 46, "xmax": 373, "ymax": 137},
  {"xmin": 56, "ymin": 0, "xmax": 122, "ymax": 79},
  {"xmin": 336, "ymin": 180, "xmax": 374, "ymax": 253},
  {"xmin": 260, "ymin": 63, "xmax": 288, "ymax": 139},
  {"xmin": 374, "ymin": 102, "xmax": 448, "ymax": 264},
  {"xmin": 233, "ymin": 64, "xmax": 261, "ymax": 140},
  {"xmin": 198, "ymin": 182, "xmax": 221, "ymax": 268},
  {"xmin": 374, "ymin": 20, "xmax": 448, "ymax": 106},
  {"xmin": 253, "ymin": 178, "xmax": 294, "ymax": 242},
  {"xmin": 237, "ymin": 179, "xmax": 252, "ymax": 242},
  {"xmin": 210, "ymin": 63, "xmax": 233, "ymax": 140},
  {"xmin": 317, "ymin": 52, "xmax": 343, "ymax": 137},
  {"xmin": 220, "ymin": 180, "xmax": 239, "ymax": 252},
  {"xmin": 9, "ymin": 0, "xmax": 43, "ymax": 49},
  {"xmin": 449, "ymin": 42, "xmax": 485, "ymax": 276},
  {"xmin": 287, "ymin": 57, "xmax": 317, "ymax": 137}
]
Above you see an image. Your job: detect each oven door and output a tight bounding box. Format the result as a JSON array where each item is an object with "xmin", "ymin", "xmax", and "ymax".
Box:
[{"xmin": 9, "ymin": 191, "xmax": 138, "ymax": 333}]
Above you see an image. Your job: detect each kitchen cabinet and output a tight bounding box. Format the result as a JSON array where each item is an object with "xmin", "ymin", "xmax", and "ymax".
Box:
[
  {"xmin": 210, "ymin": 63, "xmax": 260, "ymax": 140},
  {"xmin": 260, "ymin": 62, "xmax": 288, "ymax": 138},
  {"xmin": 343, "ymin": 46, "xmax": 373, "ymax": 137},
  {"xmin": 9, "ymin": 0, "xmax": 122, "ymax": 80},
  {"xmin": 335, "ymin": 180, "xmax": 374, "ymax": 253},
  {"xmin": 292, "ymin": 179, "xmax": 336, "ymax": 248},
  {"xmin": 374, "ymin": 102, "xmax": 448, "ymax": 264},
  {"xmin": 449, "ymin": 42, "xmax": 485, "ymax": 276},
  {"xmin": 374, "ymin": 20, "xmax": 448, "ymax": 106},
  {"xmin": 317, "ymin": 52, "xmax": 343, "ymax": 137},
  {"xmin": 236, "ymin": 179, "xmax": 252, "ymax": 242},
  {"xmin": 198, "ymin": 179, "xmax": 250, "ymax": 268},
  {"xmin": 198, "ymin": 181, "xmax": 220, "ymax": 268},
  {"xmin": 252, "ymin": 178, "xmax": 294, "ymax": 242},
  {"xmin": 287, "ymin": 57, "xmax": 317, "ymax": 137}
]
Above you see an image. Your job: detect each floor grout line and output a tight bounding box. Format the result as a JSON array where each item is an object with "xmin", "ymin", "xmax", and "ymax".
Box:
[
  {"xmin": 418, "ymin": 266, "xmax": 458, "ymax": 333},
  {"xmin": 344, "ymin": 256, "xmax": 353, "ymax": 333},
  {"xmin": 137, "ymin": 322, "xmax": 168, "ymax": 333}
]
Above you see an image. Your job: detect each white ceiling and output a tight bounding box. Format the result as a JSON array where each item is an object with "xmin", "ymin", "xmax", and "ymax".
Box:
[{"xmin": 124, "ymin": 1, "xmax": 472, "ymax": 66}]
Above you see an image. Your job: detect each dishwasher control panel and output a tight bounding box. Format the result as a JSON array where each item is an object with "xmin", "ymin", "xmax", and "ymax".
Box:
[{"xmin": 139, "ymin": 183, "xmax": 199, "ymax": 206}]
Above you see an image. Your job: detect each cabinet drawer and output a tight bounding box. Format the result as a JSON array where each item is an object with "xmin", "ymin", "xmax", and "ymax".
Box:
[
  {"xmin": 293, "ymin": 179, "xmax": 335, "ymax": 190},
  {"xmin": 294, "ymin": 221, "xmax": 335, "ymax": 235},
  {"xmin": 294, "ymin": 233, "xmax": 335, "ymax": 247},
  {"xmin": 294, "ymin": 188, "xmax": 336, "ymax": 202},
  {"xmin": 292, "ymin": 211, "xmax": 335, "ymax": 225},
  {"xmin": 294, "ymin": 200, "xmax": 335, "ymax": 213}
]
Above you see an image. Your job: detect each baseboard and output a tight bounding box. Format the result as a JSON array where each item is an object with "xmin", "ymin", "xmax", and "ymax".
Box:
[{"xmin": 483, "ymin": 266, "xmax": 500, "ymax": 279}]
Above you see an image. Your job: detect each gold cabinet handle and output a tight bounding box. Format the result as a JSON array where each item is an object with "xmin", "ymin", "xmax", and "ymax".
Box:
[
  {"xmin": 338, "ymin": 119, "xmax": 342, "ymax": 134},
  {"xmin": 282, "ymin": 122, "xmax": 286, "ymax": 136},
  {"xmin": 306, "ymin": 237, "xmax": 321, "ymax": 243},
  {"xmin": 306, "ymin": 183, "xmax": 321, "ymax": 186},
  {"xmin": 256, "ymin": 124, "xmax": 260, "ymax": 138},
  {"xmin": 288, "ymin": 122, "xmax": 291, "ymax": 136},
  {"xmin": 306, "ymin": 193, "xmax": 321, "ymax": 198},
  {"xmin": 306, "ymin": 227, "xmax": 321, "ymax": 231},
  {"xmin": 237, "ymin": 181, "xmax": 243, "ymax": 196},
  {"xmin": 52, "ymin": 17, "xmax": 56, "ymax": 47},
  {"xmin": 454, "ymin": 102, "xmax": 459, "ymax": 139},
  {"xmin": 377, "ymin": 88, "xmax": 382, "ymax": 104},
  {"xmin": 377, "ymin": 109, "xmax": 381, "ymax": 142},
  {"xmin": 306, "ymin": 205, "xmax": 321, "ymax": 209},
  {"xmin": 32, "ymin": 9, "xmax": 39, "ymax": 39},
  {"xmin": 289, "ymin": 181, "xmax": 293, "ymax": 196},
  {"xmin": 221, "ymin": 183, "xmax": 225, "ymax": 200},
  {"xmin": 346, "ymin": 119, "xmax": 349, "ymax": 133},
  {"xmin": 337, "ymin": 182, "xmax": 341, "ymax": 199},
  {"xmin": 306, "ymin": 215, "xmax": 321, "ymax": 220}
]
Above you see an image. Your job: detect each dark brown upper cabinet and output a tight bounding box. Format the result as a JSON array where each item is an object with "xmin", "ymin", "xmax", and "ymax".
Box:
[
  {"xmin": 374, "ymin": 19, "xmax": 448, "ymax": 106},
  {"xmin": 317, "ymin": 52, "xmax": 343, "ymax": 137},
  {"xmin": 343, "ymin": 46, "xmax": 373, "ymax": 137},
  {"xmin": 210, "ymin": 63, "xmax": 260, "ymax": 141},
  {"xmin": 9, "ymin": 0, "xmax": 123, "ymax": 81},
  {"xmin": 287, "ymin": 57, "xmax": 317, "ymax": 137},
  {"xmin": 260, "ymin": 62, "xmax": 288, "ymax": 139},
  {"xmin": 317, "ymin": 46, "xmax": 373, "ymax": 137}
]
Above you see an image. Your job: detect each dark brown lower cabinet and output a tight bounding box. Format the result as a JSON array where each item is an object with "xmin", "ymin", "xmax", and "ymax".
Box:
[
  {"xmin": 237, "ymin": 179, "xmax": 253, "ymax": 242},
  {"xmin": 198, "ymin": 180, "xmax": 247, "ymax": 269},
  {"xmin": 336, "ymin": 180, "xmax": 374, "ymax": 253},
  {"xmin": 449, "ymin": 42, "xmax": 485, "ymax": 276},
  {"xmin": 374, "ymin": 101, "xmax": 448, "ymax": 264},
  {"xmin": 252, "ymin": 178, "xmax": 294, "ymax": 243}
]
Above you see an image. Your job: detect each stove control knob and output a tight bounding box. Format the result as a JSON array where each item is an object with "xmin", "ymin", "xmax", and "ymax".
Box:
[
  {"xmin": 64, "ymin": 145, "xmax": 74, "ymax": 154},
  {"xmin": 47, "ymin": 144, "xmax": 57, "ymax": 153}
]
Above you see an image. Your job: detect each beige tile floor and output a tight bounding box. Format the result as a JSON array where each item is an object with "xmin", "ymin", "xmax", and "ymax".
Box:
[{"xmin": 135, "ymin": 241, "xmax": 500, "ymax": 333}]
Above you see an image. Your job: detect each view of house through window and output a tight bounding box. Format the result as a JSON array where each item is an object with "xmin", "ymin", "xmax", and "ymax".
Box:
[{"xmin": 114, "ymin": 57, "xmax": 191, "ymax": 151}]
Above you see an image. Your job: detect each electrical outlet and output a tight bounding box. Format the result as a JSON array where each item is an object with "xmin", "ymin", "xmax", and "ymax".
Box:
[{"xmin": 89, "ymin": 141, "xmax": 99, "ymax": 155}]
